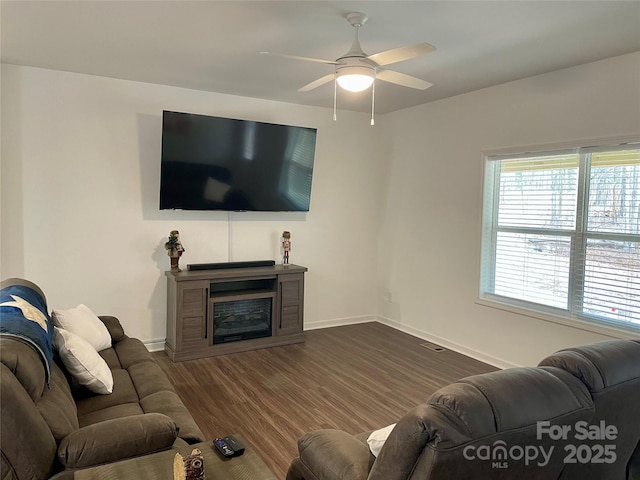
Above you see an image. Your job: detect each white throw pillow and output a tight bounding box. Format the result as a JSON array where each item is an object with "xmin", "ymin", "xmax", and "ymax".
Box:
[
  {"xmin": 53, "ymin": 327, "xmax": 114, "ymax": 394},
  {"xmin": 52, "ymin": 304, "xmax": 111, "ymax": 351},
  {"xmin": 367, "ymin": 423, "xmax": 396, "ymax": 457}
]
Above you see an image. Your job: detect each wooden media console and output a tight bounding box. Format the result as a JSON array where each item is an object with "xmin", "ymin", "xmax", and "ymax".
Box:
[{"xmin": 165, "ymin": 264, "xmax": 306, "ymax": 361}]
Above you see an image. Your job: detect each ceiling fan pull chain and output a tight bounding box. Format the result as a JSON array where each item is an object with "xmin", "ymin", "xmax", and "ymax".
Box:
[
  {"xmin": 333, "ymin": 78, "xmax": 338, "ymax": 121},
  {"xmin": 370, "ymin": 77, "xmax": 375, "ymax": 126}
]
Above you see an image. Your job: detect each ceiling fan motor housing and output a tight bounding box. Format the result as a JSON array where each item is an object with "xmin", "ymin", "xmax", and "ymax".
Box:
[{"xmin": 336, "ymin": 57, "xmax": 375, "ymax": 75}]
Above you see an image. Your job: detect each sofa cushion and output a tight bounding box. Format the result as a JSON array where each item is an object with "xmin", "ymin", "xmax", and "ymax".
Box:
[
  {"xmin": 297, "ymin": 430, "xmax": 373, "ymax": 480},
  {"xmin": 77, "ymin": 403, "xmax": 145, "ymax": 427},
  {"xmin": 539, "ymin": 339, "xmax": 640, "ymax": 393},
  {"xmin": 1, "ymin": 363, "xmax": 58, "ymax": 480},
  {"xmin": 140, "ymin": 391, "xmax": 204, "ymax": 444},
  {"xmin": 76, "ymin": 336, "xmax": 204, "ymax": 444},
  {"xmin": 128, "ymin": 361, "xmax": 177, "ymax": 399},
  {"xmin": 539, "ymin": 339, "xmax": 640, "ymax": 480},
  {"xmin": 53, "ymin": 327, "xmax": 113, "ymax": 394},
  {"xmin": 36, "ymin": 363, "xmax": 80, "ymax": 443},
  {"xmin": 110, "ymin": 337, "xmax": 156, "ymax": 369},
  {"xmin": 75, "ymin": 369, "xmax": 139, "ymax": 417},
  {"xmin": 0, "ymin": 336, "xmax": 46, "ymax": 401},
  {"xmin": 99, "ymin": 345, "xmax": 122, "ymax": 369},
  {"xmin": 52, "ymin": 304, "xmax": 112, "ymax": 352},
  {"xmin": 57, "ymin": 413, "xmax": 178, "ymax": 469},
  {"xmin": 453, "ymin": 366, "xmax": 593, "ymax": 433},
  {"xmin": 98, "ymin": 315, "xmax": 126, "ymax": 343}
]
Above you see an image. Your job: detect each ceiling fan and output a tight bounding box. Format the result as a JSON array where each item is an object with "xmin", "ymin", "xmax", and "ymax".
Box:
[{"xmin": 261, "ymin": 12, "xmax": 435, "ymax": 94}]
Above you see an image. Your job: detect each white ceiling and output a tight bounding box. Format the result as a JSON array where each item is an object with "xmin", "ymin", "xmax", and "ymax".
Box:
[{"xmin": 2, "ymin": 1, "xmax": 639, "ymax": 114}]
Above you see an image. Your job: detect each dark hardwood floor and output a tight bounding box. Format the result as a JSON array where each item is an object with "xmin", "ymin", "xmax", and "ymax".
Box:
[{"xmin": 154, "ymin": 322, "xmax": 497, "ymax": 480}]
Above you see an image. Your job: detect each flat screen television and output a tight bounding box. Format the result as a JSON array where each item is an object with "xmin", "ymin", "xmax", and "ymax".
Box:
[{"xmin": 160, "ymin": 110, "xmax": 317, "ymax": 211}]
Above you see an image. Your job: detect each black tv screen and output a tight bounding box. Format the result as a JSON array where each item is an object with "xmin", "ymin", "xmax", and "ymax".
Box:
[{"xmin": 160, "ymin": 111, "xmax": 317, "ymax": 211}]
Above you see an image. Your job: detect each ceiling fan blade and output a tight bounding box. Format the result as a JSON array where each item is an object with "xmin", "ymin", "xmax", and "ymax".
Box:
[
  {"xmin": 298, "ymin": 74, "xmax": 335, "ymax": 92},
  {"xmin": 367, "ymin": 42, "xmax": 436, "ymax": 67},
  {"xmin": 376, "ymin": 69, "xmax": 433, "ymax": 90},
  {"xmin": 260, "ymin": 52, "xmax": 339, "ymax": 65}
]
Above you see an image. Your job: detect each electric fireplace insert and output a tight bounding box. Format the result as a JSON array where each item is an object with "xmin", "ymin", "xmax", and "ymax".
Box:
[{"xmin": 212, "ymin": 297, "xmax": 272, "ymax": 344}]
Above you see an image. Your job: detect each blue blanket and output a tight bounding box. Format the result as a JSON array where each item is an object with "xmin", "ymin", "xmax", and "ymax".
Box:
[{"xmin": 0, "ymin": 279, "xmax": 54, "ymax": 383}]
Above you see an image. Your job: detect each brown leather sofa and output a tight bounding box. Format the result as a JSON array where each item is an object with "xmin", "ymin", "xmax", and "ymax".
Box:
[
  {"xmin": 287, "ymin": 339, "xmax": 640, "ymax": 480},
  {"xmin": 1, "ymin": 280, "xmax": 205, "ymax": 480}
]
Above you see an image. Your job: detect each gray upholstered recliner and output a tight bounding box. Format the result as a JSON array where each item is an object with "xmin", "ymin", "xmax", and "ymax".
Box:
[
  {"xmin": 539, "ymin": 339, "xmax": 640, "ymax": 480},
  {"xmin": 287, "ymin": 366, "xmax": 595, "ymax": 480}
]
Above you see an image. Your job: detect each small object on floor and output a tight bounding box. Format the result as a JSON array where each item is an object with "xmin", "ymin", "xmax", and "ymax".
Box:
[
  {"xmin": 173, "ymin": 448, "xmax": 204, "ymax": 480},
  {"xmin": 214, "ymin": 435, "xmax": 245, "ymax": 457}
]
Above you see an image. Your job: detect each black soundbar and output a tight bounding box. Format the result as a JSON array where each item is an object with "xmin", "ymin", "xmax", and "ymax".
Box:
[{"xmin": 187, "ymin": 260, "xmax": 276, "ymax": 271}]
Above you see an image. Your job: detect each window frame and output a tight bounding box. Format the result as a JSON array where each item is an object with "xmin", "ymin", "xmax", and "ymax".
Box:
[{"xmin": 478, "ymin": 137, "xmax": 640, "ymax": 338}]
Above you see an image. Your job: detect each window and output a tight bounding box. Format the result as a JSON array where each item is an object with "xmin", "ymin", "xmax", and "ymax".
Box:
[{"xmin": 480, "ymin": 142, "xmax": 640, "ymax": 331}]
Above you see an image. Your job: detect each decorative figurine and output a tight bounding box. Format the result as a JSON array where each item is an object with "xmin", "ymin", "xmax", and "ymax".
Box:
[
  {"xmin": 282, "ymin": 231, "xmax": 291, "ymax": 265},
  {"xmin": 165, "ymin": 230, "xmax": 185, "ymax": 272},
  {"xmin": 173, "ymin": 448, "xmax": 204, "ymax": 480}
]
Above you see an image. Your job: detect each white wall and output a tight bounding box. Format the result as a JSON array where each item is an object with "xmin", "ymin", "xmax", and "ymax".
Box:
[
  {"xmin": 1, "ymin": 65, "xmax": 388, "ymax": 343},
  {"xmin": 379, "ymin": 52, "xmax": 640, "ymax": 367},
  {"xmin": 2, "ymin": 53, "xmax": 638, "ymax": 366}
]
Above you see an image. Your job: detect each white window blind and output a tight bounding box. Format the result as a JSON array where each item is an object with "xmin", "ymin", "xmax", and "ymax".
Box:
[{"xmin": 481, "ymin": 143, "xmax": 640, "ymax": 330}]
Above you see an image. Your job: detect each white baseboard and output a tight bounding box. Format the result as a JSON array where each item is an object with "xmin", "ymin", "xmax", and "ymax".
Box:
[
  {"xmin": 376, "ymin": 316, "xmax": 520, "ymax": 369},
  {"xmin": 144, "ymin": 339, "xmax": 166, "ymax": 352},
  {"xmin": 304, "ymin": 315, "xmax": 378, "ymax": 331}
]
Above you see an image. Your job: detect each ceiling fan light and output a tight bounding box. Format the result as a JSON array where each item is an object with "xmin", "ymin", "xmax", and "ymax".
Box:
[
  {"xmin": 337, "ymin": 74, "xmax": 374, "ymax": 92},
  {"xmin": 336, "ymin": 66, "xmax": 374, "ymax": 92}
]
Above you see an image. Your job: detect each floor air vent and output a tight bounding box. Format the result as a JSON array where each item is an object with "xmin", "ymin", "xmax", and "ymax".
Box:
[{"xmin": 421, "ymin": 341, "xmax": 447, "ymax": 352}]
